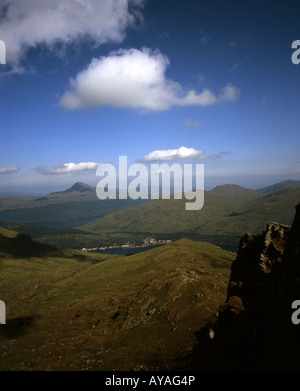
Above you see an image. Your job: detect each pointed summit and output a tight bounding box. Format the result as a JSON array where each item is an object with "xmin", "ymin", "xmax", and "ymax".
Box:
[{"xmin": 64, "ymin": 182, "xmax": 94, "ymax": 193}]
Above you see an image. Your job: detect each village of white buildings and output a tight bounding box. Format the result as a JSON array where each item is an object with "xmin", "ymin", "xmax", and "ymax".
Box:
[{"xmin": 81, "ymin": 237, "xmax": 172, "ymax": 252}]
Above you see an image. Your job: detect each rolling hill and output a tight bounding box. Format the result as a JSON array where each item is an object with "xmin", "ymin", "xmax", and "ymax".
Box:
[{"xmin": 0, "ymin": 228, "xmax": 234, "ymax": 371}]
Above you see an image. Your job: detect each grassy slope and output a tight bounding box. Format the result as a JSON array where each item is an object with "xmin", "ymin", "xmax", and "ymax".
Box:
[{"xmin": 0, "ymin": 228, "xmax": 234, "ymax": 371}]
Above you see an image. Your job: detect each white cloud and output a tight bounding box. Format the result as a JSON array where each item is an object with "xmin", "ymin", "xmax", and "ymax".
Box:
[
  {"xmin": 0, "ymin": 0, "xmax": 145, "ymax": 65},
  {"xmin": 36, "ymin": 162, "xmax": 103, "ymax": 175},
  {"xmin": 59, "ymin": 48, "xmax": 240, "ymax": 112},
  {"xmin": 184, "ymin": 118, "xmax": 204, "ymax": 129},
  {"xmin": 0, "ymin": 164, "xmax": 20, "ymax": 174},
  {"xmin": 139, "ymin": 146, "xmax": 231, "ymax": 162}
]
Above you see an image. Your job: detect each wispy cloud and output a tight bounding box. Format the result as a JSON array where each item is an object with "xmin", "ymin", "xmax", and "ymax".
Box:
[
  {"xmin": 139, "ymin": 146, "xmax": 231, "ymax": 162},
  {"xmin": 59, "ymin": 48, "xmax": 240, "ymax": 112},
  {"xmin": 229, "ymin": 56, "xmax": 250, "ymax": 73},
  {"xmin": 198, "ymin": 27, "xmax": 211, "ymax": 47},
  {"xmin": 0, "ymin": 164, "xmax": 20, "ymax": 175},
  {"xmin": 184, "ymin": 118, "xmax": 204, "ymax": 129},
  {"xmin": 0, "ymin": 0, "xmax": 145, "ymax": 66},
  {"xmin": 36, "ymin": 162, "xmax": 103, "ymax": 176},
  {"xmin": 199, "ymin": 35, "xmax": 211, "ymax": 47}
]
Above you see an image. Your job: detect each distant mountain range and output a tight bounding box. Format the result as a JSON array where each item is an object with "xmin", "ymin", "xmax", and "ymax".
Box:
[
  {"xmin": 256, "ymin": 179, "xmax": 300, "ymax": 195},
  {"xmin": 0, "ymin": 179, "xmax": 299, "ymax": 250},
  {"xmin": 0, "ymin": 182, "xmax": 147, "ymax": 227},
  {"xmin": 0, "ymin": 192, "xmax": 43, "ymax": 199}
]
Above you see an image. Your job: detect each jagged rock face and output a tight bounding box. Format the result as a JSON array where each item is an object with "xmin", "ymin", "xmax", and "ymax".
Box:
[
  {"xmin": 225, "ymin": 221, "xmax": 290, "ymax": 321},
  {"xmin": 192, "ymin": 203, "xmax": 300, "ymax": 370},
  {"xmin": 282, "ymin": 203, "xmax": 300, "ymax": 298}
]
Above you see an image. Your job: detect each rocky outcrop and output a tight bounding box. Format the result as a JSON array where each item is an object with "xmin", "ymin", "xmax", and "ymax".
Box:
[{"xmin": 192, "ymin": 203, "xmax": 300, "ymax": 370}]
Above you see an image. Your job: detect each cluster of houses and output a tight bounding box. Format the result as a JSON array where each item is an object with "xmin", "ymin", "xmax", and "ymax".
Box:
[{"xmin": 81, "ymin": 238, "xmax": 172, "ymax": 252}]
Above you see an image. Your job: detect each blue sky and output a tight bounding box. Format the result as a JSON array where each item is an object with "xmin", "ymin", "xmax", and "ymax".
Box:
[{"xmin": 0, "ymin": 0, "xmax": 300, "ymax": 193}]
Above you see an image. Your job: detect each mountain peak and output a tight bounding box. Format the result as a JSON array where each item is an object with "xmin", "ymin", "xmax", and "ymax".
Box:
[
  {"xmin": 209, "ymin": 184, "xmax": 262, "ymax": 203},
  {"xmin": 65, "ymin": 182, "xmax": 93, "ymax": 193}
]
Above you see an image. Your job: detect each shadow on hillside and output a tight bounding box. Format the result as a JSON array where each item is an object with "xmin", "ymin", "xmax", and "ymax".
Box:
[
  {"xmin": 177, "ymin": 324, "xmax": 218, "ymax": 371},
  {"xmin": 0, "ymin": 315, "xmax": 40, "ymax": 338},
  {"xmin": 0, "ymin": 232, "xmax": 64, "ymax": 258}
]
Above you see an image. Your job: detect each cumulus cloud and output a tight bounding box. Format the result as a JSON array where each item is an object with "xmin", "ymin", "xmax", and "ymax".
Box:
[
  {"xmin": 59, "ymin": 48, "xmax": 240, "ymax": 112},
  {"xmin": 36, "ymin": 162, "xmax": 103, "ymax": 175},
  {"xmin": 139, "ymin": 146, "xmax": 231, "ymax": 162},
  {"xmin": 0, "ymin": 164, "xmax": 20, "ymax": 174},
  {"xmin": 0, "ymin": 0, "xmax": 145, "ymax": 65},
  {"xmin": 184, "ymin": 118, "xmax": 204, "ymax": 129}
]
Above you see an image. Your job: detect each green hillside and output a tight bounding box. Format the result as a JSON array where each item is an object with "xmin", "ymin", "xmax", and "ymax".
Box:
[
  {"xmin": 81, "ymin": 187, "xmax": 300, "ymax": 243},
  {"xmin": 81, "ymin": 191, "xmax": 241, "ymax": 234},
  {"xmin": 0, "ymin": 229, "xmax": 234, "ymax": 371}
]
